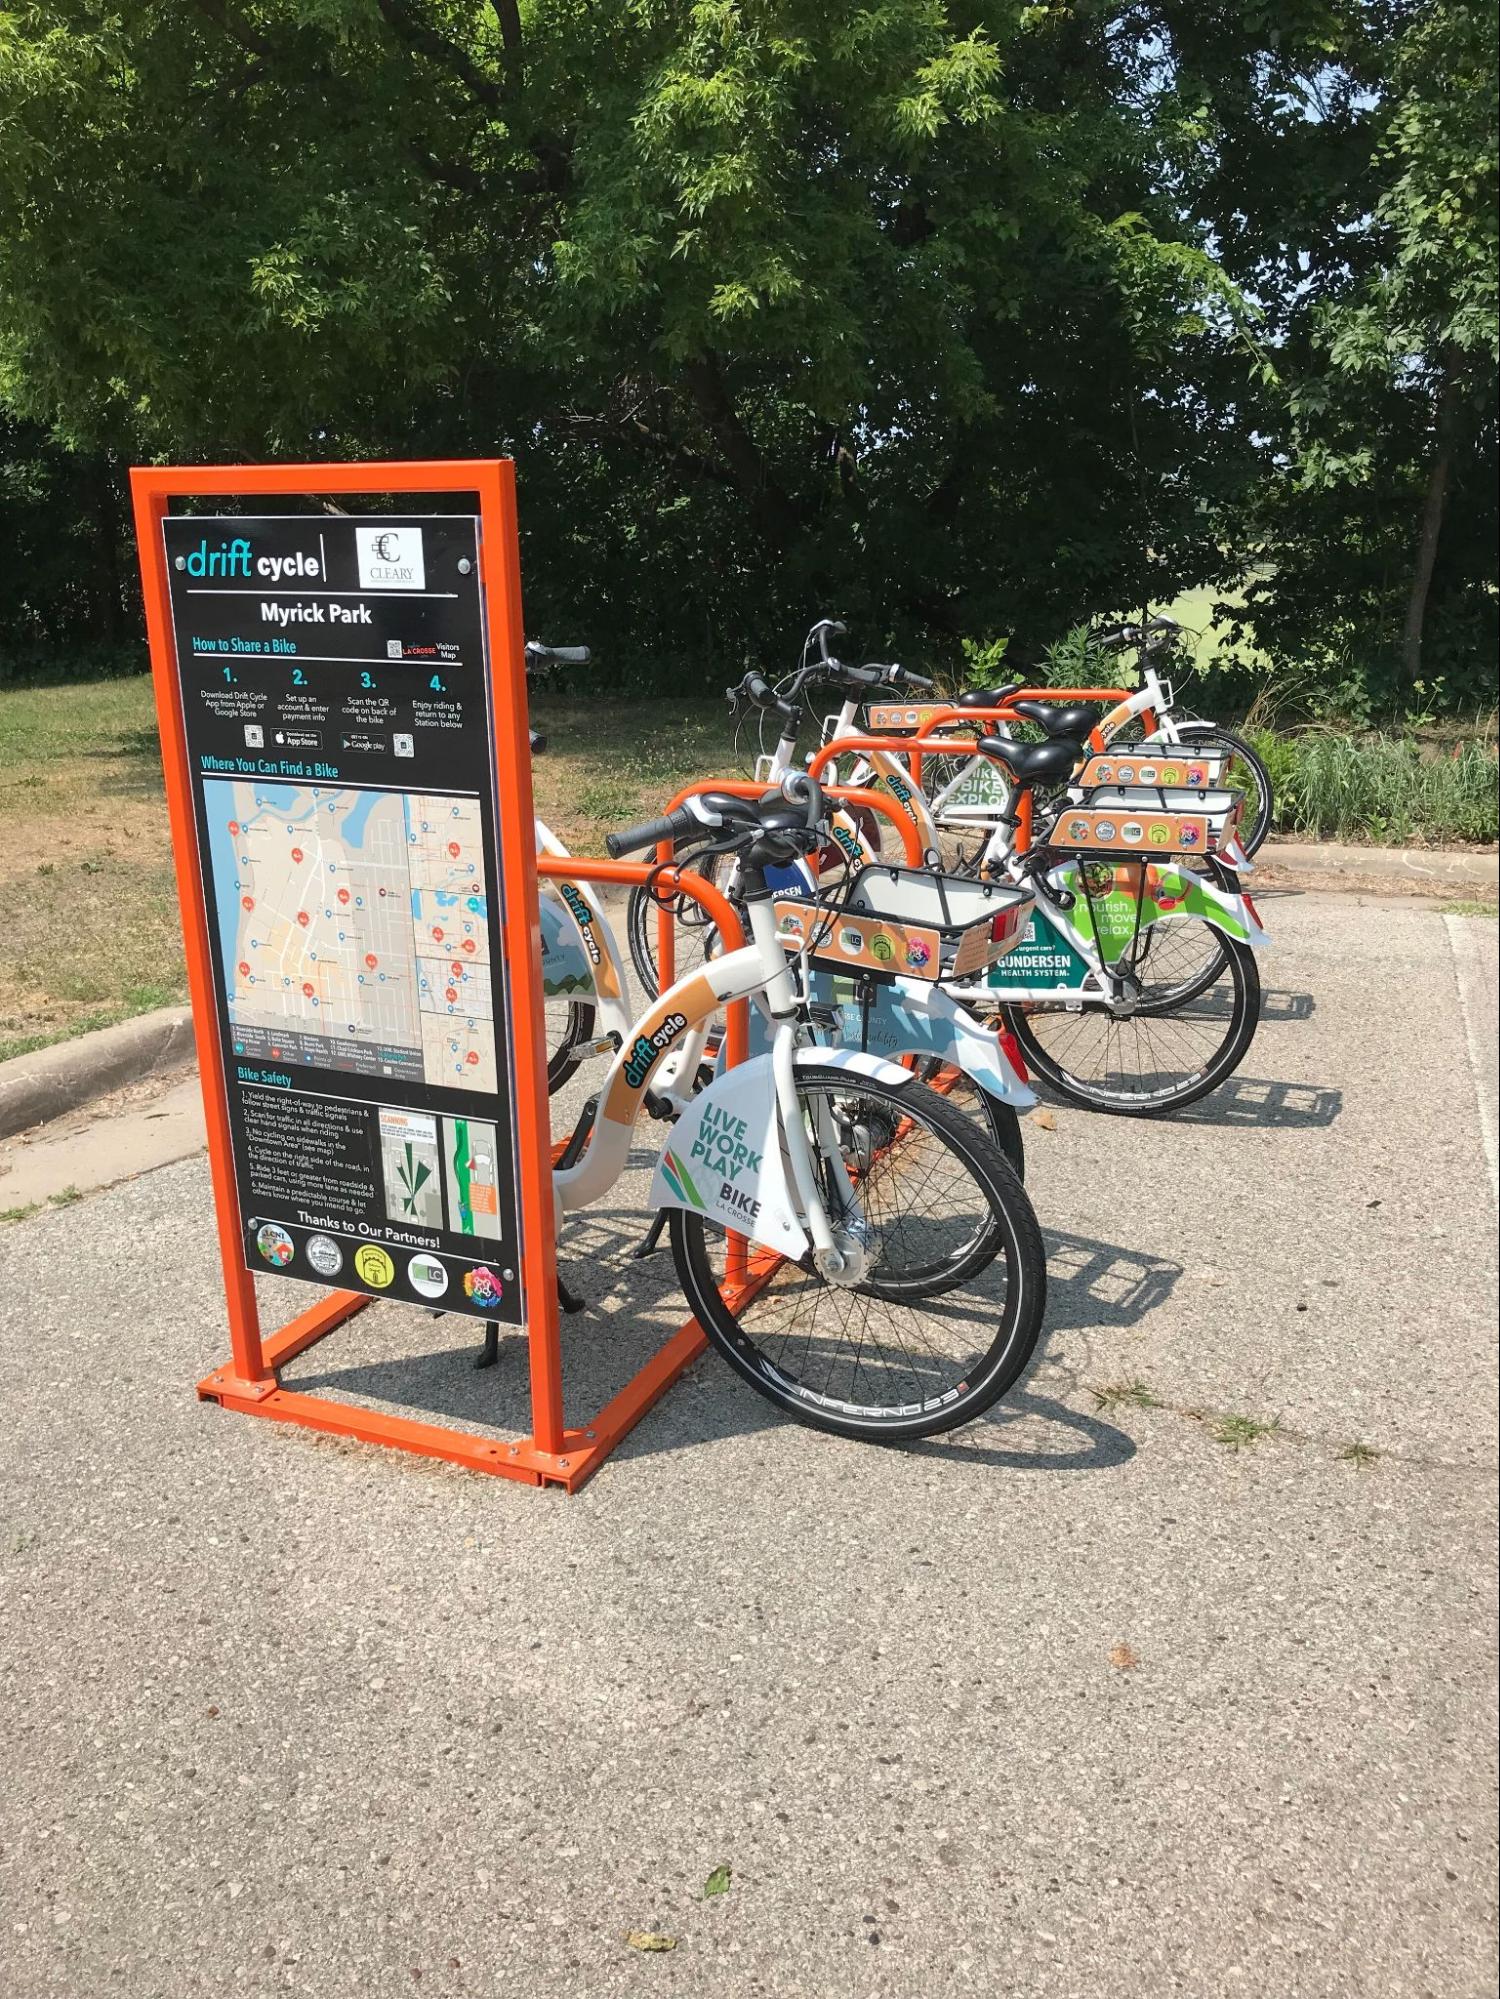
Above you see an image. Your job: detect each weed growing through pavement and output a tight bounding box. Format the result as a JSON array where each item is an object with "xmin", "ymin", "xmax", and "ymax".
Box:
[
  {"xmin": 1211, "ymin": 1412, "xmax": 1281, "ymax": 1450},
  {"xmin": 1090, "ymin": 1380, "xmax": 1162, "ymax": 1413},
  {"xmin": 1338, "ymin": 1441, "xmax": 1380, "ymax": 1469}
]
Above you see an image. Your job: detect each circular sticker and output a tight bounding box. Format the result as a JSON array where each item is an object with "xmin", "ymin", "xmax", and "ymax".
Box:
[
  {"xmin": 408, "ymin": 1253, "xmax": 449, "ymax": 1301},
  {"xmin": 1187, "ymin": 765, "xmax": 1207, "ymax": 787},
  {"xmin": 1138, "ymin": 764, "xmax": 1158, "ymax": 783},
  {"xmin": 839, "ymin": 926, "xmax": 865, "ymax": 955},
  {"xmin": 305, "ymin": 1233, "xmax": 344, "ymax": 1278},
  {"xmin": 1094, "ymin": 820, "xmax": 1117, "ymax": 842},
  {"xmin": 354, "ymin": 1244, "xmax": 396, "ymax": 1290},
  {"xmin": 869, "ymin": 933, "xmax": 895, "ymax": 963},
  {"xmin": 463, "ymin": 1266, "xmax": 505, "ymax": 1310},
  {"xmin": 1117, "ymin": 764, "xmax": 1136, "ymax": 783},
  {"xmin": 256, "ymin": 1222, "xmax": 294, "ymax": 1268},
  {"xmin": 1121, "ymin": 821, "xmax": 1145, "ymax": 844},
  {"xmin": 905, "ymin": 938, "xmax": 932, "ymax": 969}
]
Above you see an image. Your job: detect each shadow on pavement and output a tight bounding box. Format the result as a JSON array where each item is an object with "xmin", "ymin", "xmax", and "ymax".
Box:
[
  {"xmin": 1045, "ymin": 1229, "xmax": 1181, "ymax": 1333},
  {"xmin": 286, "ymin": 1210, "xmax": 1158, "ymax": 1480},
  {"xmin": 1171, "ymin": 1075, "xmax": 1343, "ymax": 1129},
  {"xmin": 1260, "ymin": 989, "xmax": 1317, "ymax": 1022}
]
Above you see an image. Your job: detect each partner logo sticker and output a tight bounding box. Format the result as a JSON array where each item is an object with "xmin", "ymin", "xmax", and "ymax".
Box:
[
  {"xmin": 355, "ymin": 526, "xmax": 426, "ymax": 591},
  {"xmin": 354, "ymin": 1244, "xmax": 396, "ymax": 1289},
  {"xmin": 256, "ymin": 1222, "xmax": 294, "ymax": 1267},
  {"xmin": 463, "ymin": 1265, "xmax": 504, "ymax": 1309},
  {"xmin": 407, "ymin": 1253, "xmax": 449, "ymax": 1300},
  {"xmin": 306, "ymin": 1233, "xmax": 344, "ymax": 1278}
]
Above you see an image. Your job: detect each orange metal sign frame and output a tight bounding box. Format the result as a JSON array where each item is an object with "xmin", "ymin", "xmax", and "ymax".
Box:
[{"xmin": 130, "ymin": 459, "xmax": 748, "ymax": 1491}]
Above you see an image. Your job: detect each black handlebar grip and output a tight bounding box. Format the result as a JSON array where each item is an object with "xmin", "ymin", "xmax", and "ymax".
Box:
[
  {"xmin": 604, "ymin": 805, "xmax": 694, "ymax": 860},
  {"xmin": 744, "ymin": 672, "xmax": 775, "ymax": 706},
  {"xmin": 529, "ymin": 728, "xmax": 548, "ymax": 755}
]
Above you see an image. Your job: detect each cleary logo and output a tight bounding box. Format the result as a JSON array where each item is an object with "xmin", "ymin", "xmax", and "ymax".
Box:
[
  {"xmin": 356, "ymin": 526, "xmax": 426, "ymax": 590},
  {"xmin": 624, "ymin": 1011, "xmax": 688, "ymax": 1089}
]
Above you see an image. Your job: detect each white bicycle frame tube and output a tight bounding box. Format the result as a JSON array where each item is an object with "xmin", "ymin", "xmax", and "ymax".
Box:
[
  {"xmin": 533, "ymin": 818, "xmax": 634, "ymax": 1046},
  {"xmin": 553, "ymin": 894, "xmax": 840, "ymax": 1256}
]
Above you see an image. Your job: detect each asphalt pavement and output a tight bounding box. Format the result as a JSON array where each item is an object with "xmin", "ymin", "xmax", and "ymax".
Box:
[{"xmin": 1, "ymin": 891, "xmax": 1495, "ymax": 1998}]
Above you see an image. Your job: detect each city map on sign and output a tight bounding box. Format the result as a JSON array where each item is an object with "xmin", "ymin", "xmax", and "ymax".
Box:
[{"xmin": 205, "ymin": 780, "xmax": 497, "ymax": 1089}]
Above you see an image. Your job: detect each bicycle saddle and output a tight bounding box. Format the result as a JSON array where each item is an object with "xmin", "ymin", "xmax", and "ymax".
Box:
[
  {"xmin": 1008, "ymin": 699, "xmax": 1099, "ymax": 738},
  {"xmin": 977, "ymin": 736, "xmax": 1082, "ymax": 786},
  {"xmin": 956, "ymin": 681, "xmax": 1022, "ymax": 710}
]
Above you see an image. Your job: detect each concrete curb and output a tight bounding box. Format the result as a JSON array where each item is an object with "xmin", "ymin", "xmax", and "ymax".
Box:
[
  {"xmin": 0, "ymin": 1008, "xmax": 196, "ymax": 1141},
  {"xmin": 0, "ymin": 841, "xmax": 1492, "ymax": 1141},
  {"xmin": 1261, "ymin": 839, "xmax": 1498, "ymax": 893}
]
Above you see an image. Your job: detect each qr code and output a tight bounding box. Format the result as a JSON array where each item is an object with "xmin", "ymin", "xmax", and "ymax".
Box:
[{"xmin": 386, "ymin": 639, "xmax": 402, "ymax": 659}]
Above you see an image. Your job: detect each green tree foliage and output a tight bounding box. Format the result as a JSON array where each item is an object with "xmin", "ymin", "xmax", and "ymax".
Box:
[
  {"xmin": 1190, "ymin": 0, "xmax": 1498, "ymax": 716},
  {"xmin": 0, "ymin": 2, "xmax": 1494, "ymax": 708}
]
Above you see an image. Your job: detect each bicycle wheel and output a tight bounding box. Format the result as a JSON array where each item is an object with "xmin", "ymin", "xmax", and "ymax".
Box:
[
  {"xmin": 626, "ymin": 853, "xmax": 730, "ymax": 999},
  {"xmin": 1172, "ymin": 727, "xmax": 1274, "ymax": 857},
  {"xmin": 671, "ymin": 1064, "xmax": 1047, "ymax": 1440},
  {"xmin": 915, "ymin": 1058, "xmax": 1026, "ymax": 1180},
  {"xmin": 545, "ymin": 995, "xmax": 597, "ymax": 1094},
  {"xmin": 1126, "ymin": 855, "xmax": 1242, "ymax": 1010},
  {"xmin": 1001, "ymin": 932, "xmax": 1260, "ymax": 1115}
]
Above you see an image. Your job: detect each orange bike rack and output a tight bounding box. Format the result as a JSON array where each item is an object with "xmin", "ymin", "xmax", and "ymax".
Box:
[
  {"xmin": 650, "ymin": 780, "xmax": 921, "ymax": 990},
  {"xmin": 131, "ymin": 458, "xmax": 760, "ymax": 1493}
]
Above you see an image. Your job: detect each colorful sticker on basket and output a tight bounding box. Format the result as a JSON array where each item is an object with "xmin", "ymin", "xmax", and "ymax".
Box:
[
  {"xmin": 867, "ymin": 703, "xmax": 949, "ymax": 730},
  {"xmin": 1077, "ymin": 752, "xmax": 1224, "ymax": 789},
  {"xmin": 773, "ymin": 899, "xmax": 942, "ymax": 977},
  {"xmin": 1052, "ymin": 811, "xmax": 1212, "ymax": 853}
]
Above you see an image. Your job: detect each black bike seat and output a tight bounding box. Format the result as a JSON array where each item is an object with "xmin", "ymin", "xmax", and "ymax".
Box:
[
  {"xmin": 977, "ymin": 736, "xmax": 1082, "ymax": 786},
  {"xmin": 956, "ymin": 681, "xmax": 1022, "ymax": 710},
  {"xmin": 1009, "ymin": 699, "xmax": 1099, "ymax": 738}
]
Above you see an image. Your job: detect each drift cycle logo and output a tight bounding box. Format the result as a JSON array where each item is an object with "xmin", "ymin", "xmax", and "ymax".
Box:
[
  {"xmin": 557, "ymin": 881, "xmax": 602, "ymax": 965},
  {"xmin": 624, "ymin": 1012, "xmax": 688, "ymax": 1089},
  {"xmin": 875, "ymin": 769, "xmax": 920, "ymax": 821},
  {"xmin": 356, "ymin": 526, "xmax": 426, "ymax": 590}
]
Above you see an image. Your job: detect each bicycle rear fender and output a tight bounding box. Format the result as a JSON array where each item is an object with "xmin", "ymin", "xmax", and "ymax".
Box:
[
  {"xmin": 651, "ymin": 1046, "xmax": 913, "ymax": 1257},
  {"xmin": 721, "ymin": 976, "xmax": 1035, "ymax": 1108},
  {"xmin": 1055, "ymin": 858, "xmax": 1269, "ymax": 955}
]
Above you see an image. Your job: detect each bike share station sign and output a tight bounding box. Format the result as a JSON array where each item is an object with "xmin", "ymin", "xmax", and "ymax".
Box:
[{"xmin": 162, "ymin": 511, "xmax": 523, "ymax": 1323}]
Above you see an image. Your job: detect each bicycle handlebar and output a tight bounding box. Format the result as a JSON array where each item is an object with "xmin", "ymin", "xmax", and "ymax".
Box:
[
  {"xmin": 525, "ymin": 641, "xmax": 591, "ymax": 667},
  {"xmin": 606, "ymin": 802, "xmax": 702, "ymax": 859}
]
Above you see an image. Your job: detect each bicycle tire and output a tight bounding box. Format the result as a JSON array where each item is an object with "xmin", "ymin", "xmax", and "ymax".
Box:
[
  {"xmin": 626, "ymin": 855, "xmax": 729, "ymax": 1000},
  {"xmin": 1001, "ymin": 934, "xmax": 1260, "ymax": 1116},
  {"xmin": 1171, "ymin": 725, "xmax": 1274, "ymax": 857},
  {"xmin": 670, "ymin": 1064, "xmax": 1047, "ymax": 1440},
  {"xmin": 546, "ymin": 997, "xmax": 598, "ymax": 1094}
]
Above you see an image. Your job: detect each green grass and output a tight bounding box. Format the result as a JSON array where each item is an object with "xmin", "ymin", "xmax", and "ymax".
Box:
[
  {"xmin": 1210, "ymin": 1412, "xmax": 1281, "ymax": 1451},
  {"xmin": 1251, "ymin": 728, "xmax": 1498, "ymax": 846},
  {"xmin": 1338, "ymin": 1441, "xmax": 1380, "ymax": 1470},
  {"xmin": 1438, "ymin": 900, "xmax": 1498, "ymax": 917},
  {"xmin": 1089, "ymin": 1379, "xmax": 1162, "ymax": 1413}
]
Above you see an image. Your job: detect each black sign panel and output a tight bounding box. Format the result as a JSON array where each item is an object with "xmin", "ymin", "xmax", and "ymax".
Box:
[{"xmin": 163, "ymin": 514, "xmax": 523, "ymax": 1325}]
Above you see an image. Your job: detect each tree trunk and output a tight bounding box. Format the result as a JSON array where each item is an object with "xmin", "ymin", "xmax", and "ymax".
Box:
[{"xmin": 1401, "ymin": 346, "xmax": 1463, "ymax": 687}]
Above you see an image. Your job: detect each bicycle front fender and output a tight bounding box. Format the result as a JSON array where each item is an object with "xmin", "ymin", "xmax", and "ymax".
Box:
[
  {"xmin": 652, "ymin": 1046, "xmax": 916, "ymax": 1257},
  {"xmin": 652, "ymin": 1054, "xmax": 809, "ymax": 1258}
]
